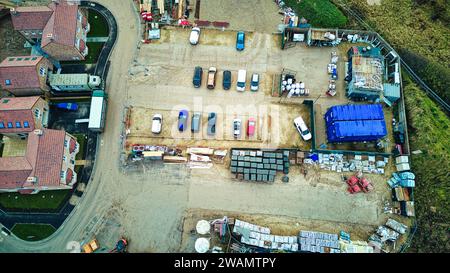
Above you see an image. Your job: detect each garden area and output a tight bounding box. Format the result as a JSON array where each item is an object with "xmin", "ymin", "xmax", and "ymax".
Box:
[
  {"xmin": 11, "ymin": 224, "xmax": 56, "ymax": 241},
  {"xmin": 0, "ymin": 190, "xmax": 70, "ymax": 211}
]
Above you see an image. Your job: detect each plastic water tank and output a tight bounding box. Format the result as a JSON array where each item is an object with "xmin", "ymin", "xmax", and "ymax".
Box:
[
  {"xmin": 196, "ymin": 220, "xmax": 211, "ymax": 235},
  {"xmin": 195, "ymin": 238, "xmax": 210, "ymax": 253}
]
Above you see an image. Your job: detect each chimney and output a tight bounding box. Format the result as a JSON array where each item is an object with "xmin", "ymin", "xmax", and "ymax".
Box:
[{"xmin": 33, "ymin": 129, "xmax": 43, "ymax": 136}]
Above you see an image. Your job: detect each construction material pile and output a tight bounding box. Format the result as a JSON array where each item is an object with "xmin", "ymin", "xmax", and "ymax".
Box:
[
  {"xmin": 230, "ymin": 150, "xmax": 290, "ymax": 182},
  {"xmin": 346, "ymin": 173, "xmax": 374, "ymax": 194},
  {"xmin": 304, "ymin": 153, "xmax": 388, "ymax": 175},
  {"xmin": 233, "ymin": 219, "xmax": 298, "ymax": 252},
  {"xmin": 368, "ymin": 218, "xmax": 407, "ymax": 252},
  {"xmin": 326, "ymin": 52, "xmax": 339, "ymax": 96},
  {"xmin": 298, "ymin": 230, "xmax": 340, "ymax": 253},
  {"xmin": 281, "ymin": 74, "xmax": 310, "ymax": 97}
]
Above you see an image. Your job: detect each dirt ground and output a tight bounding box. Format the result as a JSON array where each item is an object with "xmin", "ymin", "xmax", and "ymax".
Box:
[
  {"xmin": 194, "ymin": 0, "xmax": 283, "ymax": 33},
  {"xmin": 180, "ymin": 208, "xmax": 378, "ymax": 252}
]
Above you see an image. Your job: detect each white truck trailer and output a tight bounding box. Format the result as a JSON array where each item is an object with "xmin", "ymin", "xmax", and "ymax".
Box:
[{"xmin": 49, "ymin": 73, "xmax": 101, "ymax": 92}]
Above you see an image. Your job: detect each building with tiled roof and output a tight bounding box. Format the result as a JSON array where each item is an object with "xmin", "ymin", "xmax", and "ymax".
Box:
[
  {"xmin": 10, "ymin": 6, "xmax": 53, "ymax": 41},
  {"xmin": 0, "ymin": 96, "xmax": 49, "ymax": 137},
  {"xmin": 10, "ymin": 0, "xmax": 90, "ymax": 61},
  {"xmin": 0, "ymin": 128, "xmax": 79, "ymax": 194},
  {"xmin": 0, "ymin": 56, "xmax": 53, "ymax": 96}
]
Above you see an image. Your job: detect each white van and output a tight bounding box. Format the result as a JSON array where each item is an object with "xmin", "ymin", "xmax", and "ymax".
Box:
[
  {"xmin": 236, "ymin": 69, "xmax": 246, "ymax": 91},
  {"xmin": 151, "ymin": 114, "xmax": 162, "ymax": 134},
  {"xmin": 294, "ymin": 116, "xmax": 312, "ymax": 141}
]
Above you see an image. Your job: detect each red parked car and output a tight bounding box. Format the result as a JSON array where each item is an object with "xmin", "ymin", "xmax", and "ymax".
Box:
[{"xmin": 247, "ymin": 117, "xmax": 256, "ymax": 136}]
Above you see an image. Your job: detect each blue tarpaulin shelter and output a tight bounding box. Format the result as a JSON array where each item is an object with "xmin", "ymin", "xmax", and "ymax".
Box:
[
  {"xmin": 324, "ymin": 104, "xmax": 384, "ymax": 123},
  {"xmin": 326, "ymin": 120, "xmax": 387, "ymax": 143}
]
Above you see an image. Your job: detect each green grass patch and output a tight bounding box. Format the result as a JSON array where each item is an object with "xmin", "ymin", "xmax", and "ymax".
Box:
[
  {"xmin": 83, "ymin": 42, "xmax": 104, "ymax": 64},
  {"xmin": 72, "ymin": 133, "xmax": 87, "ymax": 160},
  {"xmin": 403, "ymin": 76, "xmax": 450, "ymax": 253},
  {"xmin": 88, "ymin": 9, "xmax": 109, "ymax": 37},
  {"xmin": 0, "ymin": 190, "xmax": 70, "ymax": 210},
  {"xmin": 12, "ymin": 224, "xmax": 56, "ymax": 241},
  {"xmin": 286, "ymin": 0, "xmax": 347, "ymax": 28},
  {"xmin": 60, "ymin": 42, "xmax": 104, "ymax": 65}
]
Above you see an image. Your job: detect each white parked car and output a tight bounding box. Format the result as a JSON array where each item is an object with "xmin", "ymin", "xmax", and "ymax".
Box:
[
  {"xmin": 294, "ymin": 116, "xmax": 312, "ymax": 141},
  {"xmin": 233, "ymin": 118, "xmax": 241, "ymax": 138},
  {"xmin": 236, "ymin": 69, "xmax": 246, "ymax": 92},
  {"xmin": 151, "ymin": 114, "xmax": 162, "ymax": 134},
  {"xmin": 250, "ymin": 73, "xmax": 259, "ymax": 91},
  {"xmin": 189, "ymin": 27, "xmax": 200, "ymax": 45}
]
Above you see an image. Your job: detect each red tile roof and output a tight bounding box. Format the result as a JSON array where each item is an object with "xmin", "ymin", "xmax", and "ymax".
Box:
[
  {"xmin": 0, "ymin": 96, "xmax": 40, "ymax": 134},
  {"xmin": 66, "ymin": 168, "xmax": 73, "ymax": 184},
  {"xmin": 0, "ymin": 56, "xmax": 44, "ymax": 91},
  {"xmin": 79, "ymin": 39, "xmax": 86, "ymax": 53},
  {"xmin": 0, "ymin": 129, "xmax": 70, "ymax": 192},
  {"xmin": 0, "ymin": 96, "xmax": 40, "ymax": 110},
  {"xmin": 0, "ymin": 157, "xmax": 32, "ymax": 189},
  {"xmin": 41, "ymin": 2, "xmax": 79, "ymax": 48},
  {"xmin": 30, "ymin": 129, "xmax": 65, "ymax": 187},
  {"xmin": 11, "ymin": 6, "xmax": 53, "ymax": 31},
  {"xmin": 69, "ymin": 137, "xmax": 77, "ymax": 153}
]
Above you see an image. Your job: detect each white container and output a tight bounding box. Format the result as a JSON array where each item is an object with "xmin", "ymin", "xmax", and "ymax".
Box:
[{"xmin": 287, "ymin": 78, "xmax": 293, "ymax": 85}]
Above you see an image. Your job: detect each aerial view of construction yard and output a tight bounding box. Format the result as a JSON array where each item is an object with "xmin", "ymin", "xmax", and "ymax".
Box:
[{"xmin": 1, "ymin": 0, "xmax": 448, "ymax": 262}]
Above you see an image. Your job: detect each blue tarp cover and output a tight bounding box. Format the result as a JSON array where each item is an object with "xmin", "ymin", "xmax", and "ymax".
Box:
[
  {"xmin": 325, "ymin": 104, "xmax": 384, "ymax": 123},
  {"xmin": 326, "ymin": 119, "xmax": 387, "ymax": 143}
]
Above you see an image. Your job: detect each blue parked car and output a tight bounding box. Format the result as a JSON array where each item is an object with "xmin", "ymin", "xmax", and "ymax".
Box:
[
  {"xmin": 236, "ymin": 31, "xmax": 245, "ymax": 51},
  {"xmin": 56, "ymin": 102, "xmax": 78, "ymax": 111},
  {"xmin": 178, "ymin": 110, "xmax": 188, "ymax": 132}
]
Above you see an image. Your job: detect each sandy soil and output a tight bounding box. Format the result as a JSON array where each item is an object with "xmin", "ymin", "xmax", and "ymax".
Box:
[{"xmin": 197, "ymin": 0, "xmax": 283, "ymax": 33}]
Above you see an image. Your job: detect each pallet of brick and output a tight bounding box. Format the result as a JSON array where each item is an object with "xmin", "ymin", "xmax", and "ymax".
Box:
[{"xmin": 231, "ymin": 167, "xmax": 237, "ymax": 173}]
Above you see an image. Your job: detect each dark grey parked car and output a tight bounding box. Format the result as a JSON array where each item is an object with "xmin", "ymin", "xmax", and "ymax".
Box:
[
  {"xmin": 191, "ymin": 112, "xmax": 201, "ymax": 133},
  {"xmin": 207, "ymin": 112, "xmax": 216, "ymax": 135},
  {"xmin": 193, "ymin": 66, "xmax": 203, "ymax": 88},
  {"xmin": 222, "ymin": 70, "xmax": 231, "ymax": 90}
]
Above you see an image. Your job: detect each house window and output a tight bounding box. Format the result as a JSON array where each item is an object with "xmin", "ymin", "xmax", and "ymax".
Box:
[
  {"xmin": 15, "ymin": 121, "xmax": 21, "ymax": 128},
  {"xmin": 63, "ymin": 155, "xmax": 67, "ymax": 162},
  {"xmin": 16, "ymin": 57, "xmax": 23, "ymax": 61},
  {"xmin": 0, "ymin": 122, "xmax": 4, "ymax": 128},
  {"xmin": 39, "ymin": 66, "xmax": 46, "ymax": 76},
  {"xmin": 31, "ymin": 57, "xmax": 38, "ymax": 61},
  {"xmin": 64, "ymin": 139, "xmax": 68, "ymax": 147},
  {"xmin": 8, "ymin": 58, "xmax": 15, "ymax": 61},
  {"xmin": 60, "ymin": 171, "xmax": 65, "ymax": 179},
  {"xmin": 34, "ymin": 108, "xmax": 41, "ymax": 118},
  {"xmin": 7, "ymin": 122, "xmax": 13, "ymax": 128},
  {"xmin": 24, "ymin": 57, "xmax": 30, "ymax": 61},
  {"xmin": 24, "ymin": 121, "xmax": 29, "ymax": 128},
  {"xmin": 70, "ymin": 159, "xmax": 75, "ymax": 165},
  {"xmin": 5, "ymin": 79, "xmax": 11, "ymax": 86}
]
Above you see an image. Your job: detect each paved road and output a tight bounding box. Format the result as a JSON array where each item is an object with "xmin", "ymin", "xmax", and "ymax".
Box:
[{"xmin": 0, "ymin": 0, "xmax": 139, "ymax": 252}]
